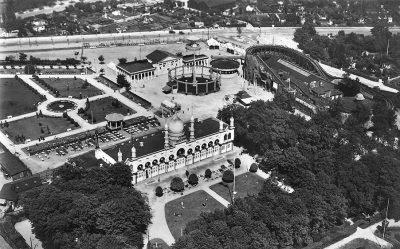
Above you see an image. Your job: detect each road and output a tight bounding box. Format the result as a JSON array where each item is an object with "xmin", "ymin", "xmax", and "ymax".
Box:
[{"xmin": 1, "ymin": 26, "xmax": 400, "ymax": 53}]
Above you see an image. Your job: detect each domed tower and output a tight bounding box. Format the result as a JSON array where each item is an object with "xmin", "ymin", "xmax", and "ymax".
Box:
[{"xmin": 167, "ymin": 114, "xmax": 185, "ymax": 147}]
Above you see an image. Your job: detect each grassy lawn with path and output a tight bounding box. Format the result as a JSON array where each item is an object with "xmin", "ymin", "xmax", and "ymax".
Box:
[
  {"xmin": 0, "ymin": 78, "xmax": 43, "ymax": 119},
  {"xmin": 41, "ymin": 77, "xmax": 102, "ymax": 98},
  {"xmin": 338, "ymin": 238, "xmax": 384, "ymax": 249},
  {"xmin": 2, "ymin": 115, "xmax": 78, "ymax": 144},
  {"xmin": 165, "ymin": 190, "xmax": 225, "ymax": 240},
  {"xmin": 209, "ymin": 172, "xmax": 265, "ymax": 202},
  {"xmin": 82, "ymin": 96, "xmax": 136, "ymax": 123}
]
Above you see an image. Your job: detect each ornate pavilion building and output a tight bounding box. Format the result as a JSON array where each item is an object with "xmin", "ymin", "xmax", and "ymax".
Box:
[{"xmin": 95, "ymin": 115, "xmax": 235, "ymax": 184}]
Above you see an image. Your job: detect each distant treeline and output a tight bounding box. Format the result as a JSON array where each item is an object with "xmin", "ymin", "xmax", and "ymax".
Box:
[{"xmin": 1, "ymin": 56, "xmax": 80, "ymax": 66}]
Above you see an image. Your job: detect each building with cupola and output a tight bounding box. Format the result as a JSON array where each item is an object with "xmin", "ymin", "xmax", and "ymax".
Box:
[{"xmin": 94, "ymin": 115, "xmax": 235, "ymax": 184}]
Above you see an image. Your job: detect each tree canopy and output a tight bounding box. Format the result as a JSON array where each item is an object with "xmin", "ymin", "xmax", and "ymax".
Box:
[
  {"xmin": 20, "ymin": 162, "xmax": 151, "ymax": 249},
  {"xmin": 173, "ymin": 98, "xmax": 400, "ymax": 249}
]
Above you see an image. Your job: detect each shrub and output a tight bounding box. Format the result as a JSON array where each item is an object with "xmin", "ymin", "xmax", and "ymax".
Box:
[
  {"xmin": 170, "ymin": 177, "xmax": 184, "ymax": 192},
  {"xmin": 222, "ymin": 170, "xmax": 234, "ymax": 183},
  {"xmin": 205, "ymin": 169, "xmax": 212, "ymax": 178},
  {"xmin": 249, "ymin": 163, "xmax": 258, "ymax": 173},
  {"xmin": 234, "ymin": 158, "xmax": 241, "ymax": 168},
  {"xmin": 155, "ymin": 186, "xmax": 163, "ymax": 197},
  {"xmin": 188, "ymin": 174, "xmax": 198, "ymax": 185}
]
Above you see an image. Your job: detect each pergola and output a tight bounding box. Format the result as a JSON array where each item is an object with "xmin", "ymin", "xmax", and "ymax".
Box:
[{"xmin": 105, "ymin": 113, "xmax": 124, "ymax": 130}]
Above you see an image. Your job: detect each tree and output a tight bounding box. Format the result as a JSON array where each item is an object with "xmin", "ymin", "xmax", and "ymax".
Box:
[
  {"xmin": 155, "ymin": 186, "xmax": 163, "ymax": 197},
  {"xmin": 205, "ymin": 169, "xmax": 212, "ymax": 178},
  {"xmin": 98, "ymin": 55, "xmax": 105, "ymax": 64},
  {"xmin": 188, "ymin": 174, "xmax": 198, "ymax": 185},
  {"xmin": 170, "ymin": 177, "xmax": 184, "ymax": 192},
  {"xmin": 234, "ymin": 158, "xmax": 241, "ymax": 168},
  {"xmin": 118, "ymin": 58, "xmax": 127, "ymax": 64},
  {"xmin": 24, "ymin": 64, "xmax": 35, "ymax": 74},
  {"xmin": 117, "ymin": 74, "xmax": 129, "ymax": 89},
  {"xmin": 222, "ymin": 170, "xmax": 234, "ymax": 183},
  {"xmin": 19, "ymin": 52, "xmax": 27, "ymax": 62},
  {"xmin": 249, "ymin": 163, "xmax": 258, "ymax": 173}
]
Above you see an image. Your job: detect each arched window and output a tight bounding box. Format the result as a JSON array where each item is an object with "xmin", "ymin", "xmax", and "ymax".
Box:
[
  {"xmin": 202, "ymin": 143, "xmax": 207, "ymax": 149},
  {"xmin": 152, "ymin": 159, "xmax": 158, "ymax": 166},
  {"xmin": 160, "ymin": 157, "xmax": 165, "ymax": 163},
  {"xmin": 145, "ymin": 162, "xmax": 151, "ymax": 168},
  {"xmin": 228, "ymin": 133, "xmax": 232, "ymax": 140},
  {"xmin": 177, "ymin": 148, "xmax": 185, "ymax": 157},
  {"xmin": 187, "ymin": 148, "xmax": 193, "ymax": 154},
  {"xmin": 138, "ymin": 164, "xmax": 143, "ymax": 171},
  {"xmin": 224, "ymin": 134, "xmax": 227, "ymax": 140},
  {"xmin": 208, "ymin": 141, "xmax": 213, "ymax": 147},
  {"xmin": 195, "ymin": 145, "xmax": 200, "ymax": 151},
  {"xmin": 215, "ymin": 139, "xmax": 219, "ymax": 145},
  {"xmin": 169, "ymin": 154, "xmax": 175, "ymax": 161}
]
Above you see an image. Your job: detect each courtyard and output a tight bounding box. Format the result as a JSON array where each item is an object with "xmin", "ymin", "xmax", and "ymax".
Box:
[
  {"xmin": 2, "ymin": 115, "xmax": 78, "ymax": 144},
  {"xmin": 39, "ymin": 76, "xmax": 103, "ymax": 98},
  {"xmin": 0, "ymin": 77, "xmax": 44, "ymax": 119},
  {"xmin": 81, "ymin": 96, "xmax": 136, "ymax": 123},
  {"xmin": 164, "ymin": 190, "xmax": 225, "ymax": 240}
]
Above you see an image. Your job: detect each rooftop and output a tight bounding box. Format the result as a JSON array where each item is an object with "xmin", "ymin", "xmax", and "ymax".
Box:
[
  {"xmin": 117, "ymin": 60, "xmax": 155, "ymax": 74},
  {"xmin": 146, "ymin": 50, "xmax": 176, "ymax": 64},
  {"xmin": 182, "ymin": 54, "xmax": 208, "ymax": 62},
  {"xmin": 104, "ymin": 117, "xmax": 226, "ymax": 161},
  {"xmin": 0, "ymin": 175, "xmax": 42, "ymax": 201},
  {"xmin": 0, "ymin": 142, "xmax": 28, "ymax": 176}
]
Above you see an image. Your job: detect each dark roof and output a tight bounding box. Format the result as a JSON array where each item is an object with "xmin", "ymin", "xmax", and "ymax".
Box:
[
  {"xmin": 210, "ymin": 59, "xmax": 240, "ymax": 70},
  {"xmin": 105, "ymin": 118, "xmax": 226, "ymax": 161},
  {"xmin": 190, "ymin": 0, "xmax": 235, "ymax": 8},
  {"xmin": 182, "ymin": 54, "xmax": 208, "ymax": 62},
  {"xmin": 146, "ymin": 50, "xmax": 176, "ymax": 64},
  {"xmin": 0, "ymin": 175, "xmax": 42, "ymax": 201},
  {"xmin": 117, "ymin": 60, "xmax": 155, "ymax": 74},
  {"xmin": 0, "ymin": 143, "xmax": 28, "ymax": 176}
]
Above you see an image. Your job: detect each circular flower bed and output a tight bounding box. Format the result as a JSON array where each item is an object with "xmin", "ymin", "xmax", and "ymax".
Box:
[{"xmin": 47, "ymin": 100, "xmax": 77, "ymax": 112}]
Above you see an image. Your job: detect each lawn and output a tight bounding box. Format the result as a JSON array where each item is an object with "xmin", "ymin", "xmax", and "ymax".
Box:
[
  {"xmin": 0, "ymin": 78, "xmax": 44, "ymax": 119},
  {"xmin": 2, "ymin": 115, "xmax": 78, "ymax": 144},
  {"xmin": 338, "ymin": 238, "xmax": 384, "ymax": 249},
  {"xmin": 165, "ymin": 190, "xmax": 225, "ymax": 240},
  {"xmin": 81, "ymin": 97, "xmax": 136, "ymax": 123},
  {"xmin": 209, "ymin": 172, "xmax": 264, "ymax": 202},
  {"xmin": 40, "ymin": 77, "xmax": 103, "ymax": 98}
]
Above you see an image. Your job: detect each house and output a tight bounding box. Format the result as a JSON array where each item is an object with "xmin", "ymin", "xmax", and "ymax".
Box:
[
  {"xmin": 116, "ymin": 59, "xmax": 155, "ymax": 84},
  {"xmin": 31, "ymin": 19, "xmax": 47, "ymax": 32},
  {"xmin": 0, "ymin": 144, "xmax": 31, "ymax": 180},
  {"xmin": 0, "ymin": 175, "xmax": 42, "ymax": 208},
  {"xmin": 146, "ymin": 50, "xmax": 181, "ymax": 75}
]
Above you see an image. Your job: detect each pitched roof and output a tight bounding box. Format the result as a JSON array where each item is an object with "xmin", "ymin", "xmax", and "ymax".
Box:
[
  {"xmin": 116, "ymin": 60, "xmax": 155, "ymax": 74},
  {"xmin": 191, "ymin": 0, "xmax": 235, "ymax": 8},
  {"xmin": 0, "ymin": 143, "xmax": 28, "ymax": 176},
  {"xmin": 146, "ymin": 50, "xmax": 176, "ymax": 64},
  {"xmin": 0, "ymin": 175, "xmax": 42, "ymax": 201}
]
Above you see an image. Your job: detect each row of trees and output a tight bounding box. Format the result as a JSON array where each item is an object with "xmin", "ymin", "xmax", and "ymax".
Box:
[
  {"xmin": 172, "ymin": 98, "xmax": 400, "ymax": 248},
  {"xmin": 294, "ymin": 22, "xmax": 400, "ymax": 78},
  {"xmin": 21, "ymin": 162, "xmax": 151, "ymax": 249}
]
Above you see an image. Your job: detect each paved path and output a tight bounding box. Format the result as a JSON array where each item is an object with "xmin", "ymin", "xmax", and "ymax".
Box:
[
  {"xmin": 137, "ymin": 148, "xmax": 247, "ymax": 247},
  {"xmin": 325, "ymin": 221, "xmax": 391, "ymax": 249}
]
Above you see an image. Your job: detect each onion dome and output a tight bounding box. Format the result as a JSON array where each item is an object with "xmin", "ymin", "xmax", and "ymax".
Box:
[
  {"xmin": 355, "ymin": 93, "xmax": 365, "ymax": 101},
  {"xmin": 168, "ymin": 115, "xmax": 184, "ymax": 134}
]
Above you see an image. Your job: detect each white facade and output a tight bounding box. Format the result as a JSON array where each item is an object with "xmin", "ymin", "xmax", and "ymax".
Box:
[
  {"xmin": 151, "ymin": 56, "xmax": 182, "ymax": 75},
  {"xmin": 95, "ymin": 117, "xmax": 235, "ymax": 184}
]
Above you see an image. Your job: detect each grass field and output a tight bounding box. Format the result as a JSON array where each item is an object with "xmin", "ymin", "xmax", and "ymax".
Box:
[
  {"xmin": 41, "ymin": 77, "xmax": 102, "ymax": 98},
  {"xmin": 338, "ymin": 238, "xmax": 384, "ymax": 249},
  {"xmin": 0, "ymin": 78, "xmax": 43, "ymax": 119},
  {"xmin": 165, "ymin": 190, "xmax": 225, "ymax": 240},
  {"xmin": 82, "ymin": 96, "xmax": 136, "ymax": 123},
  {"xmin": 209, "ymin": 172, "xmax": 264, "ymax": 202},
  {"xmin": 2, "ymin": 115, "xmax": 78, "ymax": 144}
]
